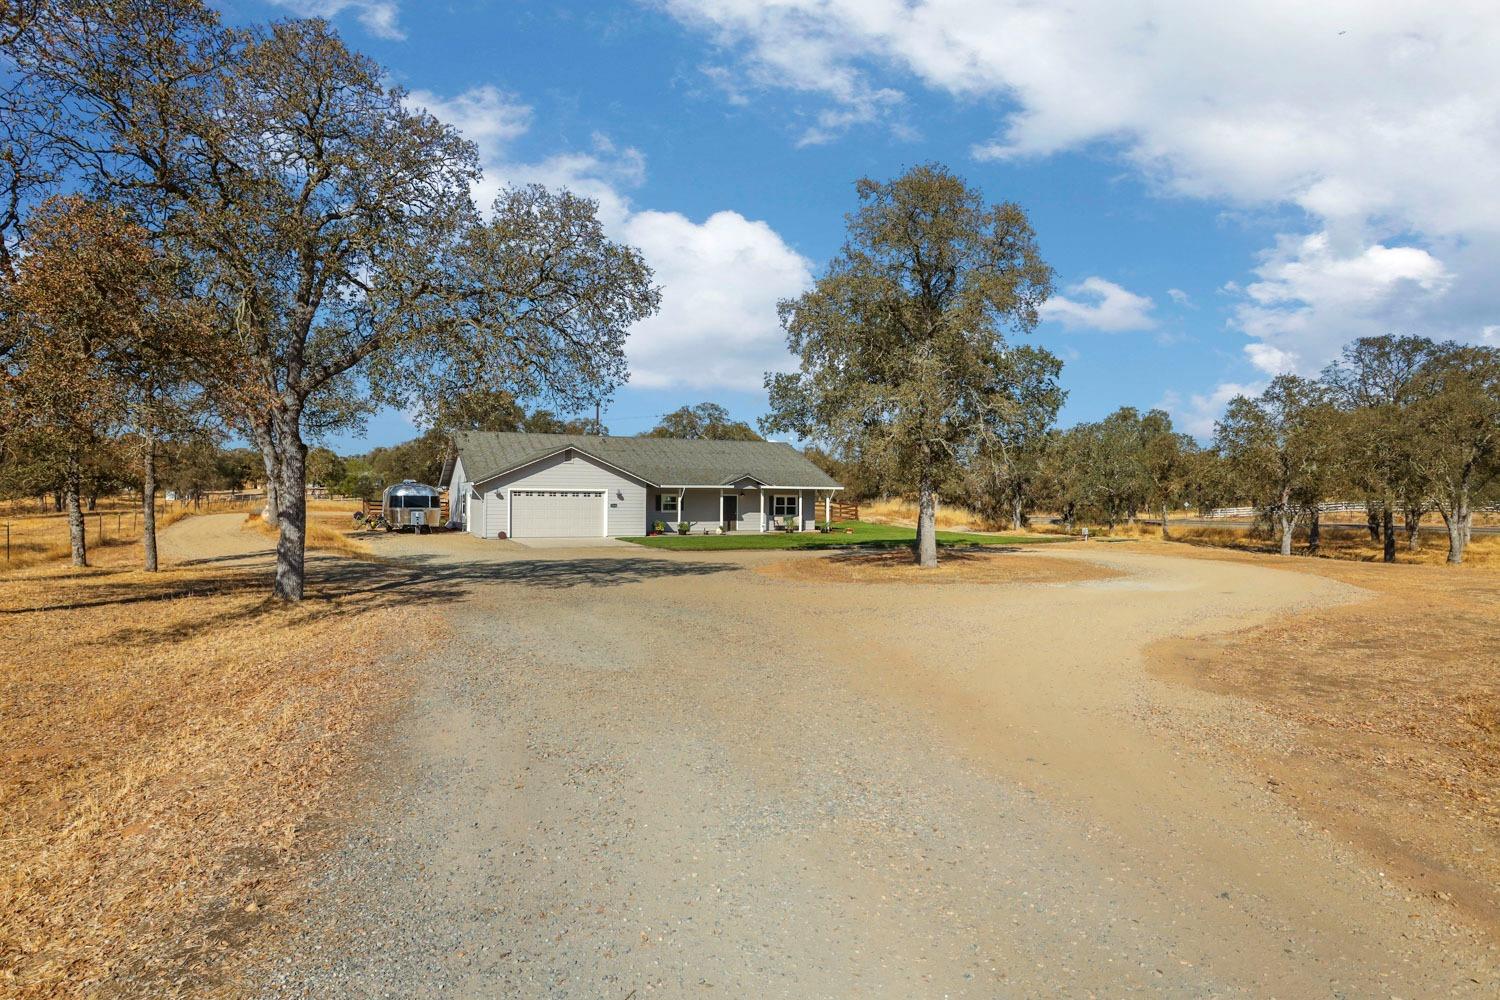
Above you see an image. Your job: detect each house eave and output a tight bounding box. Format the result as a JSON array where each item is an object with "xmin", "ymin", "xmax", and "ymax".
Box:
[{"xmin": 466, "ymin": 445, "xmax": 660, "ymax": 490}]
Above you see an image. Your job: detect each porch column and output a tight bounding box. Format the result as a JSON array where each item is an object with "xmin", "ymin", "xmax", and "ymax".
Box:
[
  {"xmin": 824, "ymin": 491, "xmax": 831, "ymax": 526},
  {"xmin": 760, "ymin": 487, "xmax": 766, "ymax": 531}
]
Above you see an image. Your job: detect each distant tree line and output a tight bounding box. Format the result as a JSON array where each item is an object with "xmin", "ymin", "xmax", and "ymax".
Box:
[{"xmin": 807, "ymin": 333, "xmax": 1498, "ymax": 566}]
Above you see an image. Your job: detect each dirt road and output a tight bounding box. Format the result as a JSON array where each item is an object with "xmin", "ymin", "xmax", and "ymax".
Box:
[{"xmin": 246, "ymin": 534, "xmax": 1496, "ymax": 997}]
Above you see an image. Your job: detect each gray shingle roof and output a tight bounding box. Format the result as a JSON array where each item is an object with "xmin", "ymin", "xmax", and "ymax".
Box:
[{"xmin": 454, "ymin": 432, "xmax": 842, "ymax": 489}]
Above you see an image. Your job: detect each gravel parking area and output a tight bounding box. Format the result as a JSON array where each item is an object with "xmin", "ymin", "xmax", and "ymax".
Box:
[{"xmin": 249, "ymin": 537, "xmax": 1498, "ymax": 997}]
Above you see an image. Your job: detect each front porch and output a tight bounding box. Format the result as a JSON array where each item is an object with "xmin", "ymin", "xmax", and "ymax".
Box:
[{"xmin": 648, "ymin": 481, "xmax": 838, "ymax": 535}]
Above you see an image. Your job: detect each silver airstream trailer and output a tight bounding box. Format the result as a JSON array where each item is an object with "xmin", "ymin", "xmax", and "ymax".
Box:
[{"xmin": 381, "ymin": 480, "xmax": 443, "ymax": 532}]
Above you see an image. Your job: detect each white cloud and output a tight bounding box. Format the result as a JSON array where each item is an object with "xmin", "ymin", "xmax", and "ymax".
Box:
[
  {"xmin": 1233, "ymin": 232, "xmax": 1452, "ymax": 374},
  {"xmin": 661, "ymin": 0, "xmax": 1500, "ymax": 372},
  {"xmin": 1038, "ymin": 277, "xmax": 1155, "ymax": 332},
  {"xmin": 1166, "ymin": 288, "xmax": 1191, "ymax": 306},
  {"xmin": 264, "ymin": 0, "xmax": 404, "ymax": 40},
  {"xmin": 408, "ymin": 86, "xmax": 811, "ymax": 391},
  {"xmin": 622, "ymin": 211, "xmax": 813, "ymax": 389},
  {"xmin": 1159, "ymin": 381, "xmax": 1264, "ymax": 440}
]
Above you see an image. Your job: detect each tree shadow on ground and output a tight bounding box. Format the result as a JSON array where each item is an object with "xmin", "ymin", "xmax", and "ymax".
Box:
[
  {"xmin": 819, "ymin": 546, "xmax": 1024, "ymax": 563},
  {"xmin": 6, "ymin": 552, "xmax": 743, "ymax": 643}
]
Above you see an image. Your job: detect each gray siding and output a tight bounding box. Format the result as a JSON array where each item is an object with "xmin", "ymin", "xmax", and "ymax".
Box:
[
  {"xmin": 679, "ymin": 490, "xmax": 721, "ymax": 531},
  {"xmin": 473, "ymin": 449, "xmax": 648, "ymax": 538},
  {"xmin": 446, "ymin": 456, "xmax": 470, "ymax": 532},
  {"xmin": 650, "ymin": 488, "xmax": 823, "ymax": 533}
]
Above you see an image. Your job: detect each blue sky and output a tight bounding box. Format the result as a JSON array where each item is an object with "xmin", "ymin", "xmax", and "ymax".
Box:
[{"xmin": 225, "ymin": 1, "xmax": 1499, "ymax": 450}]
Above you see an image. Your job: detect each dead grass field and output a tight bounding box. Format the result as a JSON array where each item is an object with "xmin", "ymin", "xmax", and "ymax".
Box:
[
  {"xmin": 859, "ymin": 497, "xmax": 989, "ymax": 531},
  {"xmin": 0, "ymin": 522, "xmax": 437, "ymax": 997},
  {"xmin": 1142, "ymin": 540, "xmax": 1500, "ymax": 934},
  {"xmin": 246, "ymin": 506, "xmax": 371, "ymax": 559},
  {"xmin": 759, "ymin": 547, "xmax": 1118, "ymax": 586},
  {"xmin": 0, "ymin": 508, "xmax": 192, "ymax": 571},
  {"xmin": 1169, "ymin": 522, "xmax": 1500, "ymax": 568},
  {"xmin": 1, "ymin": 500, "xmax": 362, "ymax": 573}
]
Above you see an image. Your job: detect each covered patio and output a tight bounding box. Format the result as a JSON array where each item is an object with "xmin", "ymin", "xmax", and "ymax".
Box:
[{"xmin": 649, "ymin": 478, "xmax": 840, "ymax": 533}]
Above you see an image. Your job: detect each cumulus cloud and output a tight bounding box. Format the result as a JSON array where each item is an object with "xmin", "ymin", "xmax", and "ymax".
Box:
[
  {"xmin": 1159, "ymin": 381, "xmax": 1264, "ymax": 440},
  {"xmin": 622, "ymin": 211, "xmax": 813, "ymax": 389},
  {"xmin": 1233, "ymin": 232, "xmax": 1452, "ymax": 374},
  {"xmin": 660, "ymin": 0, "xmax": 1500, "ymax": 372},
  {"xmin": 264, "ymin": 0, "xmax": 404, "ymax": 40},
  {"xmin": 407, "ymin": 86, "xmax": 811, "ymax": 391},
  {"xmin": 1039, "ymin": 277, "xmax": 1155, "ymax": 332}
]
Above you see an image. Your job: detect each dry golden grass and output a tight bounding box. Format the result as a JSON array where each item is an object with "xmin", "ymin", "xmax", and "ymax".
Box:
[
  {"xmin": 244, "ymin": 509, "xmax": 371, "ymax": 559},
  {"xmin": 1, "ymin": 499, "xmax": 364, "ymax": 574},
  {"xmin": 1143, "ymin": 541, "xmax": 1500, "ymax": 933},
  {"xmin": 859, "ymin": 498, "xmax": 987, "ymax": 531},
  {"xmin": 0, "ymin": 534, "xmax": 437, "ymax": 997},
  {"xmin": 758, "ymin": 547, "xmax": 1117, "ymax": 586},
  {"xmin": 1167, "ymin": 523, "xmax": 1500, "ymax": 568},
  {"xmin": 0, "ymin": 509, "xmax": 199, "ymax": 572},
  {"xmin": 1025, "ymin": 518, "xmax": 1160, "ymax": 539}
]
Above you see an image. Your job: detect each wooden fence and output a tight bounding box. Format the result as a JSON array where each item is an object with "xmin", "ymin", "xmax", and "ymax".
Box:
[{"xmin": 828, "ymin": 499, "xmax": 860, "ymax": 522}]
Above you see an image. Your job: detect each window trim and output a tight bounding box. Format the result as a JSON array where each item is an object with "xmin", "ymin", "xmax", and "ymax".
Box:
[
  {"xmin": 772, "ymin": 493, "xmax": 799, "ymax": 518},
  {"xmin": 655, "ymin": 492, "xmax": 680, "ymax": 513}
]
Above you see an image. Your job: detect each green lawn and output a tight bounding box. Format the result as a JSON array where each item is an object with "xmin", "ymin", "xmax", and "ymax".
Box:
[{"xmin": 621, "ymin": 520, "xmax": 1068, "ymax": 551}]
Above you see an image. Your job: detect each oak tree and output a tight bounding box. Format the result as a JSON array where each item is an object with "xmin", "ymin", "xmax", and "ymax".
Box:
[
  {"xmin": 1215, "ymin": 376, "xmax": 1337, "ymax": 556},
  {"xmin": 647, "ymin": 402, "xmax": 762, "ymax": 441},
  {"xmin": 12, "ymin": 4, "xmax": 659, "ymax": 598},
  {"xmin": 763, "ymin": 164, "xmax": 1053, "ymax": 567}
]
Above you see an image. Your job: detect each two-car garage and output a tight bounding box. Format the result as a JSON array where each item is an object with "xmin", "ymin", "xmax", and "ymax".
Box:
[{"xmin": 509, "ymin": 490, "xmax": 605, "ymax": 538}]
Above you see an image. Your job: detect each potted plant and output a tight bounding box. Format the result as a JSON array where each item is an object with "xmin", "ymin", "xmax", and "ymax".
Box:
[
  {"xmin": 676, "ymin": 521, "xmax": 691, "ymax": 535},
  {"xmin": 652, "ymin": 520, "xmax": 667, "ymax": 535}
]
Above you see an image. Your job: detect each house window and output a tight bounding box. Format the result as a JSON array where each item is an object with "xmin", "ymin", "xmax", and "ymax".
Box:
[
  {"xmin": 656, "ymin": 493, "xmax": 679, "ymax": 513},
  {"xmin": 772, "ymin": 494, "xmax": 799, "ymax": 518}
]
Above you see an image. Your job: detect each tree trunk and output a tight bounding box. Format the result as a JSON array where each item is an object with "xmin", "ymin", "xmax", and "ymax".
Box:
[
  {"xmin": 271, "ymin": 408, "xmax": 309, "ymax": 601},
  {"xmin": 1381, "ymin": 505, "xmax": 1396, "ymax": 563},
  {"xmin": 1278, "ymin": 489, "xmax": 1295, "ymax": 556},
  {"xmin": 253, "ymin": 414, "xmax": 280, "ymax": 525},
  {"xmin": 1439, "ymin": 506, "xmax": 1464, "ymax": 565},
  {"xmin": 1404, "ymin": 507, "xmax": 1422, "ymax": 552},
  {"xmin": 1307, "ymin": 506, "xmax": 1321, "ymax": 555},
  {"xmin": 916, "ymin": 473, "xmax": 938, "ymax": 569},
  {"xmin": 1010, "ymin": 492, "xmax": 1024, "ymax": 532},
  {"xmin": 1160, "ymin": 502, "xmax": 1171, "ymax": 540},
  {"xmin": 87, "ymin": 492, "xmax": 97, "ymax": 512},
  {"xmin": 1366, "ymin": 504, "xmax": 1381, "ymax": 542},
  {"xmin": 142, "ymin": 433, "xmax": 159, "ymax": 572},
  {"xmin": 64, "ymin": 454, "xmax": 87, "ymax": 567}
]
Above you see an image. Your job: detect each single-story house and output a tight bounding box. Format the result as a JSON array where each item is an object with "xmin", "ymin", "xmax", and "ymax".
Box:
[{"xmin": 444, "ymin": 431, "xmax": 843, "ymax": 539}]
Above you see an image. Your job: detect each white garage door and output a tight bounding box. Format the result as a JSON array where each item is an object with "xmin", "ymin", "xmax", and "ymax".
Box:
[{"xmin": 510, "ymin": 490, "xmax": 605, "ymax": 537}]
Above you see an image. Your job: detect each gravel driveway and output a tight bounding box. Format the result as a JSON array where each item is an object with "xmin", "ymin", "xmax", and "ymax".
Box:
[{"xmin": 250, "ymin": 534, "xmax": 1498, "ymax": 998}]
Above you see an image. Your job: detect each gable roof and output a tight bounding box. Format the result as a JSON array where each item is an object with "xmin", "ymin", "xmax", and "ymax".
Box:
[{"xmin": 453, "ymin": 431, "xmax": 842, "ymax": 489}]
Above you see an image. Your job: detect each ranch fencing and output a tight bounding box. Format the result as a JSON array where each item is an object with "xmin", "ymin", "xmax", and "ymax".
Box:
[{"xmin": 828, "ymin": 499, "xmax": 861, "ymax": 522}]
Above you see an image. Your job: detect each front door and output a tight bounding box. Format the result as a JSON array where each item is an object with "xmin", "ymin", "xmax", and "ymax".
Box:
[{"xmin": 721, "ymin": 495, "xmax": 738, "ymax": 532}]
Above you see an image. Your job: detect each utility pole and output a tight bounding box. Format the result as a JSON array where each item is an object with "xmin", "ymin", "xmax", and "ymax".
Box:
[{"xmin": 594, "ymin": 399, "xmax": 602, "ymax": 436}]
